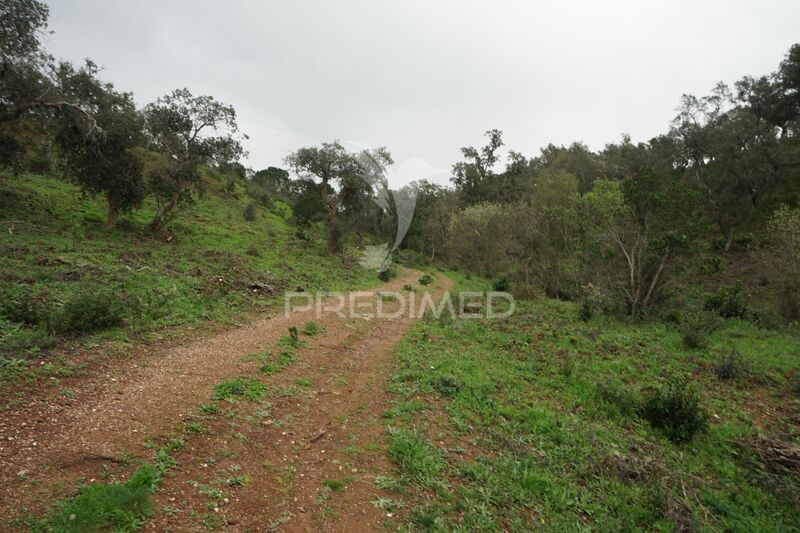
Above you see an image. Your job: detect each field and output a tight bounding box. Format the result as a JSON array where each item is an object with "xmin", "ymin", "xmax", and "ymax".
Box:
[{"xmin": 381, "ymin": 274, "xmax": 800, "ymax": 531}]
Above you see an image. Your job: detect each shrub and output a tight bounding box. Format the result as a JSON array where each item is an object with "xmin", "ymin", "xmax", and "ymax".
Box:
[
  {"xmin": 0, "ymin": 285, "xmax": 51, "ymax": 326},
  {"xmin": 492, "ymin": 275, "xmax": 509, "ymax": 292},
  {"xmin": 640, "ymin": 379, "xmax": 708, "ymax": 443},
  {"xmin": 677, "ymin": 311, "xmax": 720, "ymax": 350},
  {"xmin": 705, "ymin": 283, "xmax": 748, "ymax": 319},
  {"xmin": 418, "ymin": 273, "xmax": 433, "ymax": 286},
  {"xmin": 242, "ymin": 202, "xmax": 257, "ymax": 222},
  {"xmin": 714, "ymin": 346, "xmax": 747, "ymax": 380},
  {"xmin": 402, "ymin": 284, "xmax": 413, "ymax": 292},
  {"xmin": 60, "ymin": 289, "xmax": 125, "ymax": 333},
  {"xmin": 379, "ymin": 264, "xmax": 399, "ymax": 282},
  {"xmin": 577, "ymin": 301, "xmax": 594, "ymax": 322},
  {"xmin": 596, "ymin": 379, "xmax": 639, "ymax": 417}
]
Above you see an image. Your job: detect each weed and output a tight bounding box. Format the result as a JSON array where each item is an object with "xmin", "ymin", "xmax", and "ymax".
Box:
[
  {"xmin": 44, "ymin": 464, "xmax": 160, "ymax": 533},
  {"xmin": 184, "ymin": 421, "xmax": 207, "ymax": 434},
  {"xmin": 301, "ymin": 320, "xmax": 323, "ymax": 336},
  {"xmin": 323, "ymin": 479, "xmax": 346, "ymax": 492},
  {"xmin": 387, "ymin": 428, "xmax": 444, "ymax": 485},
  {"xmin": 213, "ymin": 377, "xmax": 267, "ymax": 402}
]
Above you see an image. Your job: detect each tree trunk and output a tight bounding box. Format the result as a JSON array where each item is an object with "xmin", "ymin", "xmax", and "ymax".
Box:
[
  {"xmin": 105, "ymin": 195, "xmax": 118, "ymax": 230},
  {"xmin": 150, "ymin": 187, "xmax": 183, "ymax": 233}
]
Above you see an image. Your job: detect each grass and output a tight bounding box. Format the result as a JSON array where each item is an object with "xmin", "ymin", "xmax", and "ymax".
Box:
[
  {"xmin": 21, "ymin": 439, "xmax": 182, "ymax": 532},
  {"xmin": 383, "ymin": 271, "xmax": 800, "ymax": 531},
  {"xmin": 0, "ymin": 172, "xmax": 374, "ymax": 384},
  {"xmin": 212, "ymin": 377, "xmax": 267, "ymax": 402}
]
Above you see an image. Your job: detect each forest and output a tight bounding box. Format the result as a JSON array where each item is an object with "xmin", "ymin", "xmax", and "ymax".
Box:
[{"xmin": 1, "ymin": 0, "xmax": 799, "ymax": 531}]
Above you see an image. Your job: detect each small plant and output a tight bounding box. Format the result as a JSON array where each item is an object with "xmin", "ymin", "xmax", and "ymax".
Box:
[
  {"xmin": 301, "ymin": 320, "xmax": 323, "ymax": 336},
  {"xmin": 430, "ymin": 375, "xmax": 462, "ymax": 397},
  {"xmin": 323, "ymin": 479, "xmax": 346, "ymax": 492},
  {"xmin": 185, "ymin": 421, "xmax": 207, "ymax": 434},
  {"xmin": 242, "ymin": 202, "xmax": 257, "ymax": 222},
  {"xmin": 596, "ymin": 379, "xmax": 639, "ymax": 417},
  {"xmin": 705, "ymin": 283, "xmax": 749, "ymax": 319},
  {"xmin": 387, "ymin": 428, "xmax": 444, "ymax": 485},
  {"xmin": 418, "ymin": 273, "xmax": 434, "ymax": 286},
  {"xmin": 677, "ymin": 311, "xmax": 720, "ymax": 350},
  {"xmin": 714, "ymin": 345, "xmax": 747, "ymax": 380},
  {"xmin": 61, "ymin": 289, "xmax": 125, "ymax": 333},
  {"xmin": 492, "ymin": 275, "xmax": 509, "ymax": 292},
  {"xmin": 577, "ymin": 300, "xmax": 594, "ymax": 322},
  {"xmin": 403, "ymin": 284, "xmax": 413, "ymax": 292},
  {"xmin": 45, "ymin": 464, "xmax": 160, "ymax": 532},
  {"xmin": 0, "ymin": 285, "xmax": 52, "ymax": 326},
  {"xmin": 640, "ymin": 379, "xmax": 708, "ymax": 443},
  {"xmin": 212, "ymin": 377, "xmax": 267, "ymax": 402},
  {"xmin": 198, "ymin": 403, "xmax": 218, "ymax": 415}
]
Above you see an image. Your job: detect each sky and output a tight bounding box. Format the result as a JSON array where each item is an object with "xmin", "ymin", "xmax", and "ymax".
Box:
[{"xmin": 44, "ymin": 0, "xmax": 800, "ymax": 188}]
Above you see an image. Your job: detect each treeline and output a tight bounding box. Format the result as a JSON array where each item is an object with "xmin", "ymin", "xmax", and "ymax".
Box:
[
  {"xmin": 1, "ymin": 1, "xmax": 250, "ymax": 232},
  {"xmin": 2, "ymin": 1, "xmax": 798, "ymax": 321},
  {"xmin": 400, "ymin": 46, "xmax": 800, "ymax": 320}
]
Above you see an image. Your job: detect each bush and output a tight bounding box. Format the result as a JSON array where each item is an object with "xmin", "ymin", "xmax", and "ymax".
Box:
[
  {"xmin": 677, "ymin": 311, "xmax": 720, "ymax": 350},
  {"xmin": 640, "ymin": 379, "xmax": 708, "ymax": 443},
  {"xmin": 418, "ymin": 273, "xmax": 433, "ymax": 286},
  {"xmin": 60, "ymin": 289, "xmax": 125, "ymax": 333},
  {"xmin": 379, "ymin": 264, "xmax": 399, "ymax": 282},
  {"xmin": 714, "ymin": 345, "xmax": 747, "ymax": 380},
  {"xmin": 705, "ymin": 283, "xmax": 748, "ymax": 319},
  {"xmin": 242, "ymin": 202, "xmax": 257, "ymax": 222},
  {"xmin": 577, "ymin": 301, "xmax": 594, "ymax": 322},
  {"xmin": 0, "ymin": 285, "xmax": 51, "ymax": 326},
  {"xmin": 596, "ymin": 379, "xmax": 639, "ymax": 417},
  {"xmin": 492, "ymin": 275, "xmax": 509, "ymax": 292}
]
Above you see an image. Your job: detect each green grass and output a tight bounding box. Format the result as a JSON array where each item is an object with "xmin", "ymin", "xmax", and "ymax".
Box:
[
  {"xmin": 0, "ymin": 172, "xmax": 374, "ymax": 380},
  {"xmin": 383, "ymin": 272, "xmax": 800, "ymax": 531},
  {"xmin": 212, "ymin": 377, "xmax": 267, "ymax": 402}
]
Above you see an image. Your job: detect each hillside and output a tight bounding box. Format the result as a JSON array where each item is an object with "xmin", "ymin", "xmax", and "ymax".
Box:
[{"xmin": 0, "ymin": 171, "xmax": 374, "ymax": 386}]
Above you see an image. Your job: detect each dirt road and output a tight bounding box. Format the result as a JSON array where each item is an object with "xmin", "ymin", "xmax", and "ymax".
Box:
[{"xmin": 0, "ymin": 269, "xmax": 451, "ymax": 531}]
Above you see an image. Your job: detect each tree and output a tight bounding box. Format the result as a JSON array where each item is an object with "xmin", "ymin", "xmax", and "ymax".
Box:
[
  {"xmin": 451, "ymin": 129, "xmax": 504, "ymax": 205},
  {"xmin": 54, "ymin": 61, "xmax": 145, "ymax": 228},
  {"xmin": 144, "ymin": 89, "xmax": 245, "ymax": 232},
  {"xmin": 580, "ymin": 173, "xmax": 696, "ymax": 318},
  {"xmin": 0, "ymin": 0, "xmax": 100, "ymax": 137},
  {"xmin": 285, "ymin": 141, "xmax": 392, "ymax": 252}
]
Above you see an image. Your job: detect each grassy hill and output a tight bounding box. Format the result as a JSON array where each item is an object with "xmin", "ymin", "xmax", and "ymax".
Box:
[{"xmin": 0, "ymin": 171, "xmax": 374, "ymax": 381}]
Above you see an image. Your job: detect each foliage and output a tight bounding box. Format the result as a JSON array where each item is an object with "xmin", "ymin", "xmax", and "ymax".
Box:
[
  {"xmin": 60, "ymin": 288, "xmax": 125, "ymax": 333},
  {"xmin": 242, "ymin": 201, "xmax": 257, "ymax": 222},
  {"xmin": 212, "ymin": 377, "xmax": 267, "ymax": 402},
  {"xmin": 677, "ymin": 311, "xmax": 720, "ymax": 350},
  {"xmin": 46, "ymin": 464, "xmax": 159, "ymax": 533},
  {"xmin": 418, "ymin": 273, "xmax": 433, "ymax": 286},
  {"xmin": 492, "ymin": 275, "xmax": 509, "ymax": 292},
  {"xmin": 639, "ymin": 380, "xmax": 708, "ymax": 443},
  {"xmin": 714, "ymin": 345, "xmax": 748, "ymax": 380},
  {"xmin": 704, "ymin": 283, "xmax": 749, "ymax": 319},
  {"xmin": 143, "ymin": 88, "xmax": 245, "ymax": 232}
]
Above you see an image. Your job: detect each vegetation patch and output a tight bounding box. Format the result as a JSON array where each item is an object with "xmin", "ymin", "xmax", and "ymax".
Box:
[{"xmin": 212, "ymin": 377, "xmax": 267, "ymax": 402}]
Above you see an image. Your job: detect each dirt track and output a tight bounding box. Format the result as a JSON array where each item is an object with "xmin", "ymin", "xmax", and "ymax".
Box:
[{"xmin": 0, "ymin": 269, "xmax": 451, "ymax": 531}]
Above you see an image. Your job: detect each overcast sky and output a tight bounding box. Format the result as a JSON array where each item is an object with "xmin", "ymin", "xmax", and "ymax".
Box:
[{"xmin": 45, "ymin": 0, "xmax": 800, "ymax": 188}]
